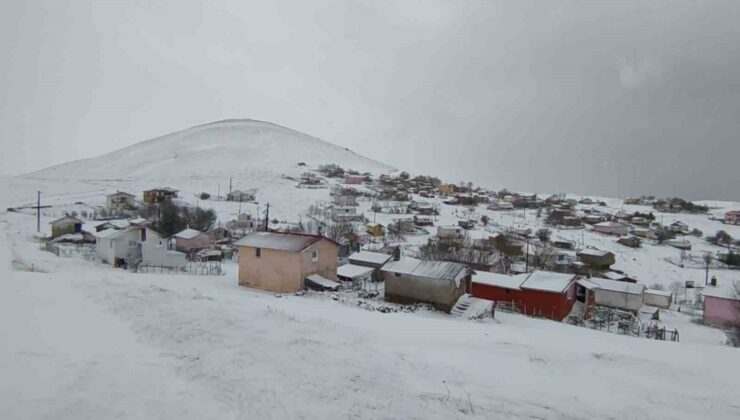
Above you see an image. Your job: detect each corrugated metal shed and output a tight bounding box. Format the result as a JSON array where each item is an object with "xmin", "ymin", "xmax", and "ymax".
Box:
[{"xmin": 382, "ymin": 257, "xmax": 468, "ymax": 286}]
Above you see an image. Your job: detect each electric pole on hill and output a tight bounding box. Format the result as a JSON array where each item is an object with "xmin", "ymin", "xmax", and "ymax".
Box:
[
  {"xmin": 264, "ymin": 203, "xmax": 270, "ymax": 231},
  {"xmin": 36, "ymin": 191, "xmax": 41, "ymax": 232}
]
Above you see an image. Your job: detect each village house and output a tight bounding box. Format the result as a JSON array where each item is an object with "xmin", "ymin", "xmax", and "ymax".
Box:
[
  {"xmin": 388, "ymin": 218, "xmax": 417, "ymax": 234},
  {"xmin": 582, "ymin": 214, "xmax": 605, "ymax": 225},
  {"xmin": 577, "ymin": 248, "xmax": 616, "ymax": 269},
  {"xmin": 413, "ymin": 215, "xmax": 434, "ymax": 227},
  {"xmin": 173, "ymin": 228, "xmax": 211, "ymax": 255},
  {"xmin": 342, "ymin": 250, "xmax": 393, "ymax": 283},
  {"xmin": 95, "ymin": 225, "xmax": 186, "ymax": 268},
  {"xmin": 381, "ymin": 256, "xmax": 470, "ymax": 312},
  {"xmin": 143, "ymin": 187, "xmax": 178, "ymax": 203},
  {"xmin": 365, "ymin": 223, "xmax": 385, "ymax": 238},
  {"xmin": 438, "ymin": 184, "xmax": 456, "ymax": 195},
  {"xmin": 106, "ymin": 191, "xmax": 136, "ymax": 211},
  {"xmin": 437, "ymin": 225, "xmax": 464, "ymax": 240},
  {"xmin": 455, "ymin": 193, "xmax": 476, "ymax": 206},
  {"xmin": 227, "ymin": 189, "xmax": 255, "ymax": 202},
  {"xmin": 409, "ymin": 200, "xmax": 436, "ymax": 215},
  {"xmin": 49, "ymin": 215, "xmax": 83, "ymax": 239},
  {"xmin": 235, "ymin": 231, "xmax": 338, "ymax": 293},
  {"xmin": 633, "ymin": 227, "xmax": 654, "ymax": 239},
  {"xmin": 332, "ymin": 206, "xmax": 362, "ymax": 222},
  {"xmin": 471, "ymin": 270, "xmax": 578, "ymax": 321},
  {"xmin": 725, "ymin": 210, "xmax": 740, "ymax": 225},
  {"xmin": 592, "ymin": 221, "xmax": 629, "ymax": 236},
  {"xmin": 669, "ymin": 221, "xmax": 689, "ymax": 234},
  {"xmin": 643, "ymin": 289, "xmax": 673, "ymax": 309},
  {"xmin": 334, "ymin": 194, "xmax": 358, "ymax": 207},
  {"xmin": 617, "ymin": 236, "xmax": 642, "ymax": 248},
  {"xmin": 488, "ymin": 200, "xmax": 514, "ymax": 210},
  {"xmin": 631, "ymin": 216, "xmax": 650, "ymax": 227},
  {"xmin": 701, "ymin": 287, "xmax": 740, "ymax": 327},
  {"xmin": 344, "ymin": 174, "xmax": 364, "ymax": 185},
  {"xmin": 576, "ymin": 277, "xmax": 645, "ymax": 314}
]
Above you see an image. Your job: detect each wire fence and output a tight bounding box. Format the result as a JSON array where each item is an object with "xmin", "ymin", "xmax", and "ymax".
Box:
[{"xmin": 130, "ymin": 261, "xmax": 223, "ymax": 276}]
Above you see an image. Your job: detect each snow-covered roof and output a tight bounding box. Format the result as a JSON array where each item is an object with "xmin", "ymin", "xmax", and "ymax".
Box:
[
  {"xmin": 382, "ymin": 257, "xmax": 468, "ymax": 286},
  {"xmin": 337, "ymin": 264, "xmax": 375, "ymax": 279},
  {"xmin": 702, "ymin": 287, "xmax": 740, "ymax": 301},
  {"xmin": 348, "ymin": 251, "xmax": 392, "ymax": 266},
  {"xmin": 472, "ymin": 271, "xmax": 527, "ymax": 290},
  {"xmin": 175, "ymin": 228, "xmax": 205, "ymax": 239},
  {"xmin": 235, "ymin": 231, "xmax": 327, "ymax": 252},
  {"xmin": 49, "ymin": 215, "xmax": 82, "ymax": 225},
  {"xmin": 645, "ymin": 289, "xmax": 672, "ymax": 297},
  {"xmin": 107, "ymin": 191, "xmax": 135, "ymax": 197},
  {"xmin": 576, "ymin": 278, "xmax": 600, "ymax": 290},
  {"xmin": 438, "ymin": 225, "xmax": 463, "ymax": 230},
  {"xmin": 129, "ymin": 217, "xmax": 149, "ymax": 226},
  {"xmin": 578, "ymin": 248, "xmax": 613, "ymax": 257},
  {"xmin": 589, "ymin": 278, "xmax": 645, "ymax": 295},
  {"xmin": 521, "ymin": 271, "xmax": 576, "ymax": 293},
  {"xmin": 95, "ymin": 227, "xmax": 126, "ymax": 239},
  {"xmin": 305, "ymin": 274, "xmax": 340, "ymax": 290},
  {"xmin": 595, "ymin": 221, "xmax": 626, "ymax": 228}
]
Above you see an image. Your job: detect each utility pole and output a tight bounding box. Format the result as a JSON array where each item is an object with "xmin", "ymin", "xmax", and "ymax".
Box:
[
  {"xmin": 229, "ymin": 177, "xmax": 233, "ymax": 195},
  {"xmin": 217, "ymin": 184, "xmax": 220, "ymax": 201},
  {"xmin": 525, "ymin": 235, "xmax": 530, "ymax": 273},
  {"xmin": 264, "ymin": 203, "xmax": 270, "ymax": 231},
  {"xmin": 36, "ymin": 191, "xmax": 41, "ymax": 232}
]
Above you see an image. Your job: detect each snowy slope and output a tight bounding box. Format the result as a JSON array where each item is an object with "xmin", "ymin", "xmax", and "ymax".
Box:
[
  {"xmin": 2, "ymin": 211, "xmax": 740, "ymax": 419},
  {"xmin": 26, "ymin": 119, "xmax": 394, "ymax": 182}
]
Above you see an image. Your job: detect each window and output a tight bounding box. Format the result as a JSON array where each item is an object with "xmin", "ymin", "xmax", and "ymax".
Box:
[
  {"xmin": 395, "ymin": 272, "xmax": 402, "ymax": 277},
  {"xmin": 504, "ymin": 289, "xmax": 511, "ymax": 294},
  {"xmin": 255, "ymin": 247, "xmax": 261, "ymax": 258},
  {"xmin": 311, "ymin": 250, "xmax": 319, "ymax": 262},
  {"xmin": 128, "ymin": 240, "xmax": 137, "ymax": 247}
]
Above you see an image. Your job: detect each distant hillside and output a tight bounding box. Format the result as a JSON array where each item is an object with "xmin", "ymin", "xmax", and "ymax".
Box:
[{"xmin": 26, "ymin": 119, "xmax": 395, "ymax": 181}]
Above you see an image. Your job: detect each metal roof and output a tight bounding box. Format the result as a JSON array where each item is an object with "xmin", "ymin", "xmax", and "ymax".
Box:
[
  {"xmin": 348, "ymin": 251, "xmax": 392, "ymax": 266},
  {"xmin": 472, "ymin": 271, "xmax": 527, "ymax": 290},
  {"xmin": 382, "ymin": 257, "xmax": 468, "ymax": 285},
  {"xmin": 235, "ymin": 231, "xmax": 327, "ymax": 252}
]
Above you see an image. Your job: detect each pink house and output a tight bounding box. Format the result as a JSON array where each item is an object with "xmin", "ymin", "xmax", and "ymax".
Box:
[
  {"xmin": 344, "ymin": 175, "xmax": 363, "ymax": 185},
  {"xmin": 235, "ymin": 231, "xmax": 339, "ymax": 293},
  {"xmin": 702, "ymin": 288, "xmax": 740, "ymax": 327}
]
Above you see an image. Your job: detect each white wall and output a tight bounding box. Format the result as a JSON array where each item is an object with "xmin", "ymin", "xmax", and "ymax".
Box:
[
  {"xmin": 593, "ymin": 289, "xmax": 643, "ymax": 312},
  {"xmin": 141, "ymin": 228, "xmax": 186, "ymax": 267}
]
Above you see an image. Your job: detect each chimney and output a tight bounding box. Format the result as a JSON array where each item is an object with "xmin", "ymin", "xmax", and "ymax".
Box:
[{"xmin": 393, "ymin": 246, "xmax": 401, "ymax": 261}]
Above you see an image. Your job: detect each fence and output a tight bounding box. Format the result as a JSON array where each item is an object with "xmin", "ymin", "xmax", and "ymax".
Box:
[
  {"xmin": 44, "ymin": 242, "xmax": 95, "ymax": 260},
  {"xmin": 131, "ymin": 261, "xmax": 223, "ymax": 276}
]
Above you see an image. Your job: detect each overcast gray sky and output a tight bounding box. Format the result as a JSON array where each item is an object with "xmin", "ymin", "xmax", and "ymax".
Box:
[{"xmin": 1, "ymin": 0, "xmax": 739, "ymax": 200}]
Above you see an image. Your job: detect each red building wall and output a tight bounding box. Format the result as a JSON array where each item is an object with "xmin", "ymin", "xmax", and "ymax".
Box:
[{"xmin": 472, "ymin": 282, "xmax": 576, "ymax": 321}]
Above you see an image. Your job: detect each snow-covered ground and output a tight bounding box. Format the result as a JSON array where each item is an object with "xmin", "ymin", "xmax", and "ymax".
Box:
[
  {"xmin": 3, "ymin": 177, "xmax": 740, "ymax": 419},
  {"xmin": 2, "ymin": 120, "xmax": 740, "ymax": 418}
]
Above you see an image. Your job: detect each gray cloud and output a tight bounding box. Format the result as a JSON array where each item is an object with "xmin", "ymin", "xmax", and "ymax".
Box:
[{"xmin": 1, "ymin": 0, "xmax": 739, "ymax": 200}]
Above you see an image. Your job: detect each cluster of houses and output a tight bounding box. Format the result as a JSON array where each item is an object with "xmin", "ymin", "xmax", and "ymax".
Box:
[
  {"xmin": 46, "ymin": 188, "xmax": 233, "ymax": 268},
  {"xmin": 43, "ymin": 170, "xmax": 740, "ymax": 331},
  {"xmin": 232, "ymin": 229, "xmax": 725, "ymax": 329}
]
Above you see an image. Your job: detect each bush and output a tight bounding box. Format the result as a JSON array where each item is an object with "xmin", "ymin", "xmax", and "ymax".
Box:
[
  {"xmin": 199, "ymin": 192, "xmax": 211, "ymax": 200},
  {"xmin": 536, "ymin": 228, "xmax": 551, "ymax": 243}
]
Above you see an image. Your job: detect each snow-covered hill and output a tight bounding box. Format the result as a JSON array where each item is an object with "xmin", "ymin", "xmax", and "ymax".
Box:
[{"xmin": 26, "ymin": 119, "xmax": 394, "ymax": 182}]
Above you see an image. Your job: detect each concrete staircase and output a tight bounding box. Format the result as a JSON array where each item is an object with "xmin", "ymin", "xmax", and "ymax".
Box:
[{"xmin": 451, "ymin": 294, "xmax": 474, "ymax": 317}]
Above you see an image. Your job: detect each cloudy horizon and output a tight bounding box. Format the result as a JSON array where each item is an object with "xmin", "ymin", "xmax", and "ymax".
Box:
[{"xmin": 2, "ymin": 1, "xmax": 739, "ymax": 200}]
